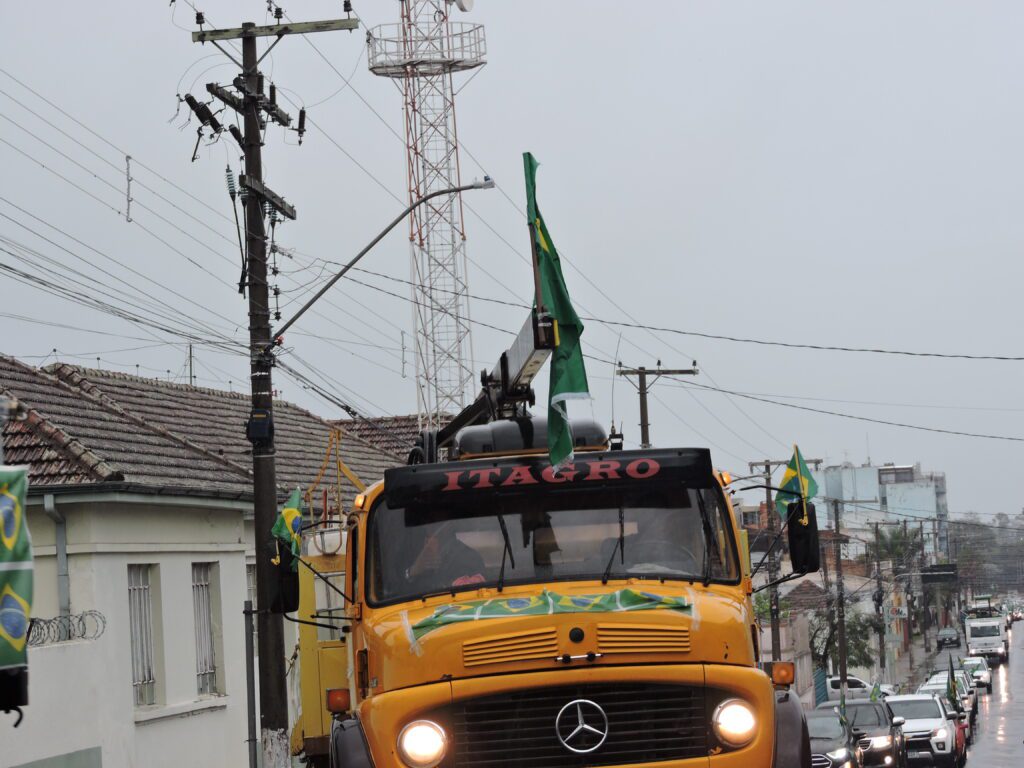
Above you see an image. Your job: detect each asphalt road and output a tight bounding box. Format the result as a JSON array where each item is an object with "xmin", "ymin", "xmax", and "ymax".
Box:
[{"xmin": 933, "ymin": 624, "xmax": 1022, "ymax": 766}]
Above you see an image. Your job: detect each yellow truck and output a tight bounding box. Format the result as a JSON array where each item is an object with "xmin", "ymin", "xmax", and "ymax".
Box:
[{"xmin": 288, "ymin": 411, "xmax": 817, "ymax": 767}]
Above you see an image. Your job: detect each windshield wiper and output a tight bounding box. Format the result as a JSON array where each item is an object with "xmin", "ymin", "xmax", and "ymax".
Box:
[
  {"xmin": 496, "ymin": 513, "xmax": 515, "ymax": 592},
  {"xmin": 696, "ymin": 490, "xmax": 715, "ymax": 587},
  {"xmin": 602, "ymin": 505, "xmax": 625, "ymax": 584}
]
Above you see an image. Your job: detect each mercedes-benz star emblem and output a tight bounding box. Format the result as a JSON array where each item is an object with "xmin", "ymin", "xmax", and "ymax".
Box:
[{"xmin": 555, "ymin": 699, "xmax": 609, "ymax": 754}]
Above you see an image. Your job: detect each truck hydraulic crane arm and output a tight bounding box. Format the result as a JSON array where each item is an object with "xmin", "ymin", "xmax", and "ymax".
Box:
[{"xmin": 409, "ymin": 308, "xmax": 556, "ymax": 464}]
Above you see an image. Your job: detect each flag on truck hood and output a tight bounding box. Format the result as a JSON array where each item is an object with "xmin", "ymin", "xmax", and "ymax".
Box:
[
  {"xmin": 0, "ymin": 465, "xmax": 32, "ymax": 671},
  {"xmin": 774, "ymin": 444, "xmax": 818, "ymax": 518},
  {"xmin": 524, "ymin": 152, "xmax": 589, "ymax": 470},
  {"xmin": 409, "ymin": 588, "xmax": 692, "ymax": 642},
  {"xmin": 271, "ymin": 488, "xmax": 303, "ymax": 571}
]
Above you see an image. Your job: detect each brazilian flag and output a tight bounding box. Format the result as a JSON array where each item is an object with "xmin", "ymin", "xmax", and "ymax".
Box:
[
  {"xmin": 524, "ymin": 152, "xmax": 590, "ymax": 469},
  {"xmin": 0, "ymin": 466, "xmax": 32, "ymax": 685},
  {"xmin": 774, "ymin": 444, "xmax": 818, "ymax": 519},
  {"xmin": 946, "ymin": 655, "xmax": 958, "ymax": 711},
  {"xmin": 271, "ymin": 488, "xmax": 303, "ymax": 572}
]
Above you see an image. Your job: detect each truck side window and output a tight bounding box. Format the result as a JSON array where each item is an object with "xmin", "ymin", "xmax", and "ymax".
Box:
[{"xmin": 349, "ymin": 526, "xmax": 359, "ymax": 603}]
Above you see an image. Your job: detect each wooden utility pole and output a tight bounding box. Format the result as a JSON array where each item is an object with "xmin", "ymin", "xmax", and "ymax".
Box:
[
  {"xmin": 874, "ymin": 522, "xmax": 886, "ymax": 672},
  {"xmin": 829, "ymin": 495, "xmax": 876, "ymax": 701},
  {"xmin": 616, "ymin": 364, "xmax": 698, "ymax": 448},
  {"xmin": 748, "ymin": 456, "xmax": 823, "ymax": 661},
  {"xmin": 920, "ymin": 519, "xmax": 930, "ymax": 652},
  {"xmin": 187, "ymin": 15, "xmax": 357, "ymax": 766}
]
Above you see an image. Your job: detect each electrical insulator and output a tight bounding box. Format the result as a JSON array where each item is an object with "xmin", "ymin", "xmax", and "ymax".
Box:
[
  {"xmin": 256, "ymin": 74, "xmax": 265, "ymax": 97},
  {"xmin": 273, "ymin": 286, "xmax": 281, "ymax": 297},
  {"xmin": 263, "ymin": 201, "xmax": 272, "ymax": 218},
  {"xmin": 275, "ymin": 7, "xmax": 283, "ymax": 21},
  {"xmin": 297, "ymin": 108, "xmax": 306, "ymax": 144},
  {"xmin": 225, "ymin": 166, "xmax": 237, "ymax": 200},
  {"xmin": 195, "ymin": 11, "xmax": 205, "ymax": 26},
  {"xmin": 344, "ymin": 1, "xmax": 353, "ymax": 12},
  {"xmin": 229, "ymin": 124, "xmax": 244, "ymax": 149}
]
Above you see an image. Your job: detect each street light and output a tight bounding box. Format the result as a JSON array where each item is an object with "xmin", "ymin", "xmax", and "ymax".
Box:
[{"xmin": 272, "ymin": 177, "xmax": 495, "ymax": 344}]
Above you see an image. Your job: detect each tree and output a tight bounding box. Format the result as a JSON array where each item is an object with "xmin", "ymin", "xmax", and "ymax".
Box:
[
  {"xmin": 809, "ymin": 607, "xmax": 880, "ymax": 673},
  {"xmin": 864, "ymin": 526, "xmax": 921, "ymax": 574}
]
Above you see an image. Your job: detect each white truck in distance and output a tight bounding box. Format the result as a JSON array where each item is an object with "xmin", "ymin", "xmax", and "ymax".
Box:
[{"xmin": 966, "ymin": 618, "xmax": 1007, "ymax": 664}]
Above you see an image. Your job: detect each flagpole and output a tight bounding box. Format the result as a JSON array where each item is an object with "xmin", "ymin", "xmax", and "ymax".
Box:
[{"xmin": 794, "ymin": 444, "xmax": 809, "ymax": 525}]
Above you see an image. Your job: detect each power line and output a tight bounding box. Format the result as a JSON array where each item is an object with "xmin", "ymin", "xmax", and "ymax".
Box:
[{"xmin": 666, "ymin": 377, "xmax": 1024, "ymax": 443}]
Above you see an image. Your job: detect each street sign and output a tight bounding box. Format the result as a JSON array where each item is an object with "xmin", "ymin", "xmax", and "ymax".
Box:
[
  {"xmin": 887, "ymin": 606, "xmax": 908, "ymax": 619},
  {"xmin": 921, "ymin": 564, "xmax": 958, "ymax": 584}
]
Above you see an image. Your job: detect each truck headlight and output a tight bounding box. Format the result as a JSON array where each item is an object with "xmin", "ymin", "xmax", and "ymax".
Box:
[
  {"xmin": 932, "ymin": 727, "xmax": 948, "ymax": 740},
  {"xmin": 397, "ymin": 720, "xmax": 447, "ymax": 768},
  {"xmin": 711, "ymin": 699, "xmax": 757, "ymax": 747},
  {"xmin": 870, "ymin": 734, "xmax": 893, "ymax": 749},
  {"xmin": 826, "ymin": 747, "xmax": 849, "ymax": 761}
]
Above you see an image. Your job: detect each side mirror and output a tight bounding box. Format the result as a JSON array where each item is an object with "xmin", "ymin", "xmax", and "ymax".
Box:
[
  {"xmin": 946, "ymin": 712, "xmax": 957, "ymax": 720},
  {"xmin": 892, "ymin": 716, "xmax": 905, "ymax": 727},
  {"xmin": 958, "ymin": 713, "xmax": 967, "ymax": 721},
  {"xmin": 786, "ymin": 501, "xmax": 820, "ymax": 574}
]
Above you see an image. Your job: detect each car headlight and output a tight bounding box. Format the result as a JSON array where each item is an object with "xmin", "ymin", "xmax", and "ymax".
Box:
[
  {"xmin": 870, "ymin": 734, "xmax": 893, "ymax": 749},
  {"xmin": 397, "ymin": 720, "xmax": 447, "ymax": 768},
  {"xmin": 712, "ymin": 699, "xmax": 757, "ymax": 747},
  {"xmin": 932, "ymin": 727, "xmax": 948, "ymax": 739},
  {"xmin": 826, "ymin": 747, "xmax": 849, "ymax": 761}
]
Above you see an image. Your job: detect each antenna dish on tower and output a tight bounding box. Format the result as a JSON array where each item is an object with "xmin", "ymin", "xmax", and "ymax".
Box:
[{"xmin": 454, "ymin": 0, "xmax": 474, "ymax": 11}]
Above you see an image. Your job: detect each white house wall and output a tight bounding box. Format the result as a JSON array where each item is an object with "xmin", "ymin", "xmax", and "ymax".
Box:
[{"xmin": 9, "ymin": 497, "xmax": 255, "ymax": 768}]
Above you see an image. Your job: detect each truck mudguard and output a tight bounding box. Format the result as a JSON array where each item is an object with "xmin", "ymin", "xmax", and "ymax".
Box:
[
  {"xmin": 329, "ymin": 718, "xmax": 374, "ymax": 768},
  {"xmin": 772, "ymin": 688, "xmax": 811, "ymax": 768}
]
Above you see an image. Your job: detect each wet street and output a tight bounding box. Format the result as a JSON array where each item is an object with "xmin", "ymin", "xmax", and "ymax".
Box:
[{"xmin": 934, "ymin": 624, "xmax": 1023, "ymax": 766}]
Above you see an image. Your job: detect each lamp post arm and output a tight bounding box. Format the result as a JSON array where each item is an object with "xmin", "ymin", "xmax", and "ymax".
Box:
[{"xmin": 273, "ymin": 178, "xmax": 493, "ymax": 343}]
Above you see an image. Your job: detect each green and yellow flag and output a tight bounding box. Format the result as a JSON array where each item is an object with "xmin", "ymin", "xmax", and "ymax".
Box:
[
  {"xmin": 270, "ymin": 488, "xmax": 303, "ymax": 571},
  {"xmin": 774, "ymin": 444, "xmax": 818, "ymax": 519},
  {"xmin": 946, "ymin": 655, "xmax": 958, "ymax": 710},
  {"xmin": 524, "ymin": 152, "xmax": 589, "ymax": 469},
  {"xmin": 0, "ymin": 466, "xmax": 32, "ymax": 675}
]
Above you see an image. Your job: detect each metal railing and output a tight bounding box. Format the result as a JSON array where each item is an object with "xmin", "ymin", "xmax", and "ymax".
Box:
[{"xmin": 367, "ymin": 21, "xmax": 485, "ymax": 77}]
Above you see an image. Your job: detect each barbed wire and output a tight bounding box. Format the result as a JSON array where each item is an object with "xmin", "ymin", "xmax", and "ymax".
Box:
[{"xmin": 28, "ymin": 609, "xmax": 106, "ymax": 646}]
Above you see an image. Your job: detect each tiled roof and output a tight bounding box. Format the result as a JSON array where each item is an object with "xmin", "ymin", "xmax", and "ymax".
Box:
[
  {"xmin": 333, "ymin": 414, "xmax": 445, "ymax": 457},
  {"xmin": 784, "ymin": 580, "xmax": 827, "ymax": 611},
  {"xmin": 1, "ymin": 355, "xmax": 399, "ymax": 501}
]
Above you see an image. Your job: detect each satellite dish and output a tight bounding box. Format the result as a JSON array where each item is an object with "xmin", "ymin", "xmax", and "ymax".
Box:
[{"xmin": 455, "ymin": 0, "xmax": 474, "ymax": 11}]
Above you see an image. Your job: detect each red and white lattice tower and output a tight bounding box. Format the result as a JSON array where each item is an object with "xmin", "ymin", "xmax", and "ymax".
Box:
[{"xmin": 368, "ymin": 0, "xmax": 485, "ymax": 430}]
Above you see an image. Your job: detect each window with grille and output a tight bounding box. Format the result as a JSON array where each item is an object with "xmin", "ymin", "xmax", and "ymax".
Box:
[
  {"xmin": 128, "ymin": 564, "xmax": 157, "ymax": 706},
  {"xmin": 192, "ymin": 563, "xmax": 218, "ymax": 695}
]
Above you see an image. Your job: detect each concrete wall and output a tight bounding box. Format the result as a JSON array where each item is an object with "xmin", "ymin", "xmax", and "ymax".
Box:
[{"xmin": 8, "ymin": 495, "xmax": 254, "ymax": 768}]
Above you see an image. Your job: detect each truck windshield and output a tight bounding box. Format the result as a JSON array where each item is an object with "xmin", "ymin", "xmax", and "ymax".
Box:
[
  {"xmin": 970, "ymin": 625, "xmax": 1001, "ymax": 637},
  {"xmin": 366, "ymin": 484, "xmax": 738, "ymax": 605}
]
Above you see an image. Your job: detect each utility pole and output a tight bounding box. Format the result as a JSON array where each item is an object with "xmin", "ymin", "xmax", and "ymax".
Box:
[
  {"xmin": 830, "ymin": 495, "xmax": 876, "ymax": 701},
  {"xmin": 616, "ymin": 363, "xmax": 698, "ymax": 448},
  {"xmin": 186, "ymin": 14, "xmax": 357, "ymax": 766},
  {"xmin": 920, "ymin": 520, "xmax": 930, "ymax": 653},
  {"xmin": 874, "ymin": 522, "xmax": 886, "ymax": 672},
  {"xmin": 188, "ymin": 343, "xmax": 195, "ymax": 386},
  {"xmin": 832, "ymin": 499, "xmax": 849, "ymax": 700},
  {"xmin": 747, "ymin": 456, "xmax": 823, "ymax": 661}
]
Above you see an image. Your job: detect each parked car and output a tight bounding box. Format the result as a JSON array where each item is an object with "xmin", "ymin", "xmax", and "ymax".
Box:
[
  {"xmin": 936, "ymin": 627, "xmax": 961, "ymax": 649},
  {"xmin": 815, "ymin": 699, "xmax": 907, "ymax": 768},
  {"xmin": 827, "ymin": 675, "xmax": 898, "ymax": 701},
  {"xmin": 885, "ymin": 694, "xmax": 965, "ymax": 768},
  {"xmin": 961, "ymin": 656, "xmax": 993, "ymax": 693},
  {"xmin": 807, "ymin": 710, "xmax": 863, "ymax": 768}
]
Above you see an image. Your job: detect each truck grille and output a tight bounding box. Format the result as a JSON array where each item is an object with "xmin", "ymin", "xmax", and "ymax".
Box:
[
  {"xmin": 596, "ymin": 623, "xmax": 691, "ymax": 654},
  {"xmin": 810, "ymin": 756, "xmax": 831, "ymax": 768},
  {"xmin": 436, "ymin": 683, "xmax": 708, "ymax": 767},
  {"xmin": 462, "ymin": 628, "xmax": 558, "ymax": 667},
  {"xmin": 858, "ymin": 737, "xmax": 872, "ymax": 751}
]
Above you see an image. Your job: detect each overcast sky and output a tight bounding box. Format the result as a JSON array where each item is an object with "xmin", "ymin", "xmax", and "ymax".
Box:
[{"xmin": 3, "ymin": 1, "xmax": 1023, "ymax": 519}]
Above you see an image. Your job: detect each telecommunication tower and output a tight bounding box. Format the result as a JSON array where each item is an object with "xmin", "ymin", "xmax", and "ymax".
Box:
[{"xmin": 368, "ymin": 0, "xmax": 485, "ymax": 430}]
